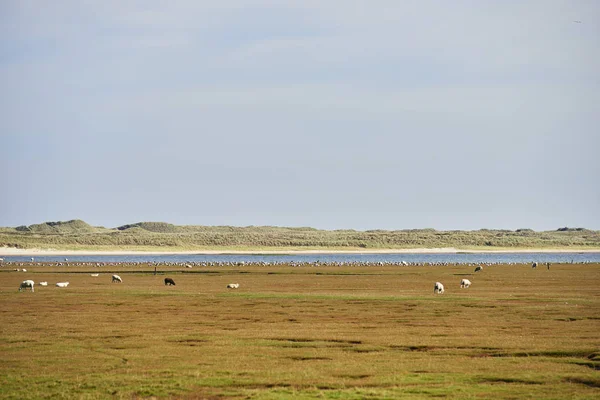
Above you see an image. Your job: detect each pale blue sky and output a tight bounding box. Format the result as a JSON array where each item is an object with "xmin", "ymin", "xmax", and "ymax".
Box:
[{"xmin": 1, "ymin": 1, "xmax": 599, "ymax": 231}]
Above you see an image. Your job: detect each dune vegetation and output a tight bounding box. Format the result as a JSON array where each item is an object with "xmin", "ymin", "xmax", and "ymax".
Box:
[{"xmin": 0, "ymin": 219, "xmax": 599, "ymax": 252}]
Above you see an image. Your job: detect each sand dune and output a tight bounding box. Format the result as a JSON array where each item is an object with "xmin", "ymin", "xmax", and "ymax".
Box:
[{"xmin": 1, "ymin": 246, "xmax": 598, "ymax": 256}]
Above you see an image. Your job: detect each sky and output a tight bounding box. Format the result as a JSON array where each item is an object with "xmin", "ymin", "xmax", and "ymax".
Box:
[{"xmin": 1, "ymin": 0, "xmax": 599, "ymax": 231}]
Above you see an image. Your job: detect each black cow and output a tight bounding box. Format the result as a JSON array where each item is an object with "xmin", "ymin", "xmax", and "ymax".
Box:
[{"xmin": 164, "ymin": 278, "xmax": 176, "ymax": 286}]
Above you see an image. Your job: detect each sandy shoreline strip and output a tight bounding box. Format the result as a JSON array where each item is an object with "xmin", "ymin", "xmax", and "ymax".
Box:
[{"xmin": 1, "ymin": 247, "xmax": 599, "ymax": 256}]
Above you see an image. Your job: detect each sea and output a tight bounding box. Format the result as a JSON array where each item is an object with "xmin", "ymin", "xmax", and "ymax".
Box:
[{"xmin": 3, "ymin": 252, "xmax": 600, "ymax": 264}]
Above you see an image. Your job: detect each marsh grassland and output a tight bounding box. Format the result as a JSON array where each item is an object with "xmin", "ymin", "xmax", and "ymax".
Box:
[{"xmin": 1, "ymin": 263, "xmax": 599, "ymax": 399}]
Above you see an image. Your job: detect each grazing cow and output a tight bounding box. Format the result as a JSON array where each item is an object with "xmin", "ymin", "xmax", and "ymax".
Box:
[
  {"xmin": 532, "ymin": 262, "xmax": 538, "ymax": 269},
  {"xmin": 474, "ymin": 266, "xmax": 483, "ymax": 272},
  {"xmin": 39, "ymin": 282, "xmax": 48, "ymax": 286},
  {"xmin": 112, "ymin": 275, "xmax": 122, "ymax": 283},
  {"xmin": 434, "ymin": 282, "xmax": 444, "ymax": 294},
  {"xmin": 19, "ymin": 280, "xmax": 35, "ymax": 292},
  {"xmin": 55, "ymin": 282, "xmax": 69, "ymax": 288},
  {"xmin": 226, "ymin": 283, "xmax": 240, "ymax": 289},
  {"xmin": 164, "ymin": 278, "xmax": 176, "ymax": 286},
  {"xmin": 460, "ymin": 279, "xmax": 471, "ymax": 288}
]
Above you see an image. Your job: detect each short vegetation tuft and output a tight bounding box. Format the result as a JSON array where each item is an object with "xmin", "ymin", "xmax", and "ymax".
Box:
[{"xmin": 117, "ymin": 222, "xmax": 179, "ymax": 233}]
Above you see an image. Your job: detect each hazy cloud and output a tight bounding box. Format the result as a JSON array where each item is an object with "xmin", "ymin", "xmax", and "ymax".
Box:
[{"xmin": 1, "ymin": 0, "xmax": 598, "ymax": 230}]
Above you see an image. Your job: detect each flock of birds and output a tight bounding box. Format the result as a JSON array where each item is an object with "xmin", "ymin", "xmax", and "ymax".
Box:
[{"xmin": 3, "ymin": 259, "xmax": 590, "ymax": 269}]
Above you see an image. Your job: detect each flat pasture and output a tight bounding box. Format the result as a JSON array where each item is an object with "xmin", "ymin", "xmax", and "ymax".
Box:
[{"xmin": 1, "ymin": 263, "xmax": 599, "ymax": 399}]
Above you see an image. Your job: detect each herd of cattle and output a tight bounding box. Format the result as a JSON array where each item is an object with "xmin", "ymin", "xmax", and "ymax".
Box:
[{"xmin": 10, "ymin": 261, "xmax": 550, "ymax": 294}]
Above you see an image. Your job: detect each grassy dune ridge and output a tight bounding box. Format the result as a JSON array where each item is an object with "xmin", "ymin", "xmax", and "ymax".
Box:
[
  {"xmin": 0, "ymin": 262, "xmax": 599, "ymax": 399},
  {"xmin": 1, "ymin": 220, "xmax": 599, "ymax": 251}
]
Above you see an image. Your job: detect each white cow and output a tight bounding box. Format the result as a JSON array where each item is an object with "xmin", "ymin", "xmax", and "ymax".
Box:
[
  {"xmin": 474, "ymin": 266, "xmax": 483, "ymax": 272},
  {"xmin": 460, "ymin": 279, "xmax": 471, "ymax": 288},
  {"xmin": 22, "ymin": 269, "xmax": 27, "ymax": 272},
  {"xmin": 39, "ymin": 281, "xmax": 48, "ymax": 286},
  {"xmin": 226, "ymin": 283, "xmax": 240, "ymax": 289},
  {"xmin": 55, "ymin": 282, "xmax": 69, "ymax": 288},
  {"xmin": 112, "ymin": 275, "xmax": 122, "ymax": 283},
  {"xmin": 434, "ymin": 282, "xmax": 444, "ymax": 294},
  {"xmin": 19, "ymin": 280, "xmax": 35, "ymax": 292}
]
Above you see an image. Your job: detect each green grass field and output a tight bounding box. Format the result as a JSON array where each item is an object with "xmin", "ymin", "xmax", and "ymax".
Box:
[{"xmin": 1, "ymin": 262, "xmax": 599, "ymax": 399}]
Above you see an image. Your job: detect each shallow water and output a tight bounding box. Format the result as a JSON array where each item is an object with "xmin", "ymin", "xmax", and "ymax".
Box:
[{"xmin": 3, "ymin": 252, "xmax": 600, "ymax": 264}]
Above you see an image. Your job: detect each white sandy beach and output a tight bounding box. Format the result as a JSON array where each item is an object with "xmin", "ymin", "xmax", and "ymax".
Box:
[{"xmin": 1, "ymin": 247, "xmax": 598, "ymax": 256}]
